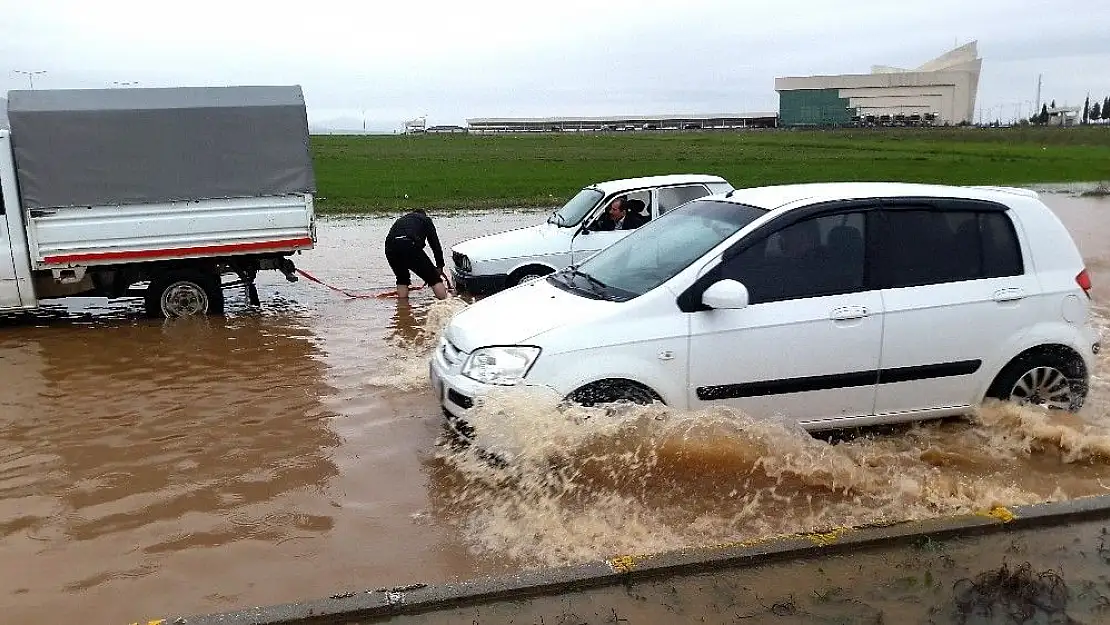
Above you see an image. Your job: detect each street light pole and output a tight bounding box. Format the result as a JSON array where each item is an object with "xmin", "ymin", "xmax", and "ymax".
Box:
[{"xmin": 13, "ymin": 70, "xmax": 47, "ymax": 89}]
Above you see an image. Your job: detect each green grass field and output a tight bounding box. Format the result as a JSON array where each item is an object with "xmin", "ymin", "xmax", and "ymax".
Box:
[{"xmin": 310, "ymin": 126, "xmax": 1110, "ymax": 213}]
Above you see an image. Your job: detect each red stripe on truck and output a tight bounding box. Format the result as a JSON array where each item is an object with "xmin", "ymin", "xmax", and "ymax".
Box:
[{"xmin": 42, "ymin": 237, "xmax": 314, "ymax": 264}]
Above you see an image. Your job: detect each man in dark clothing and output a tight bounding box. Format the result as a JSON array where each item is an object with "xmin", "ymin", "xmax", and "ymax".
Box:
[
  {"xmin": 384, "ymin": 209, "xmax": 449, "ymax": 300},
  {"xmin": 590, "ymin": 197, "xmax": 649, "ymax": 231}
]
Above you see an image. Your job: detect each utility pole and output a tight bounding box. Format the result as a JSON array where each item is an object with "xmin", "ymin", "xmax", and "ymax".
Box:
[
  {"xmin": 1034, "ymin": 73, "xmax": 1042, "ymax": 113},
  {"xmin": 13, "ymin": 69, "xmax": 47, "ymax": 89}
]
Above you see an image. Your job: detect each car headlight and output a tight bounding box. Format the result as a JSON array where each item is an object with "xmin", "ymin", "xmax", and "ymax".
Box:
[{"xmin": 461, "ymin": 346, "xmax": 541, "ymax": 385}]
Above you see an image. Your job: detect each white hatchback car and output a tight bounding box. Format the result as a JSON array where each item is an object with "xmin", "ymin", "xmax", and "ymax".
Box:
[
  {"xmin": 449, "ymin": 174, "xmax": 735, "ymax": 295},
  {"xmin": 431, "ymin": 182, "xmax": 1099, "ymax": 444}
]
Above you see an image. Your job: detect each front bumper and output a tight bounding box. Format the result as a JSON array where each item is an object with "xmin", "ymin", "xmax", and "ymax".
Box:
[
  {"xmin": 451, "ymin": 269, "xmax": 508, "ymax": 296},
  {"xmin": 428, "ymin": 338, "xmax": 557, "ymax": 446},
  {"xmin": 429, "ymin": 339, "xmax": 489, "ymax": 441}
]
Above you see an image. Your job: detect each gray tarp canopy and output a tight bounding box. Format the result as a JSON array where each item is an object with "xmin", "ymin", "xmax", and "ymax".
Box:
[{"xmin": 6, "ymin": 85, "xmax": 316, "ymax": 209}]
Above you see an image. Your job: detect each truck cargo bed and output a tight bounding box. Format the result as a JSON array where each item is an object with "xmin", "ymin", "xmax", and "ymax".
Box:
[{"xmin": 27, "ymin": 194, "xmax": 314, "ymax": 268}]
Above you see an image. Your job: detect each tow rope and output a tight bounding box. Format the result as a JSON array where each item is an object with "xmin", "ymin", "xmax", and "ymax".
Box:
[{"xmin": 295, "ymin": 268, "xmax": 451, "ymax": 299}]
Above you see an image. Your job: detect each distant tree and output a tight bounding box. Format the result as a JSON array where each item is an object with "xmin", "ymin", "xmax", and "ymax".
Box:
[
  {"xmin": 1051, "ymin": 99, "xmax": 1057, "ymax": 108},
  {"xmin": 1039, "ymin": 104, "xmax": 1049, "ymax": 124},
  {"xmin": 1092, "ymin": 102, "xmax": 1103, "ymax": 122},
  {"xmin": 1103, "ymin": 96, "xmax": 1110, "ymax": 121},
  {"xmin": 1083, "ymin": 95, "xmax": 1091, "ymax": 124}
]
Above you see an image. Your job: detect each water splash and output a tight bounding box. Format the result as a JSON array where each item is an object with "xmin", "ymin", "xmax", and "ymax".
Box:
[
  {"xmin": 431, "ymin": 388, "xmax": 1078, "ymax": 570},
  {"xmin": 419, "ymin": 306, "xmax": 1110, "ymax": 571},
  {"xmin": 364, "ymin": 296, "xmax": 470, "ymax": 391}
]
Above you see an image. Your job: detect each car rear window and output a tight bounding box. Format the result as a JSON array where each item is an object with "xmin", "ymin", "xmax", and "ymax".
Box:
[{"xmin": 870, "ymin": 209, "xmax": 1023, "ymax": 289}]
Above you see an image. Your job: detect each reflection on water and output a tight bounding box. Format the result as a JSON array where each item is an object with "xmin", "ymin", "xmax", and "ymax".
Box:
[
  {"xmin": 0, "ymin": 194, "xmax": 1107, "ymax": 624},
  {"xmin": 0, "ymin": 314, "xmax": 340, "ymax": 620}
]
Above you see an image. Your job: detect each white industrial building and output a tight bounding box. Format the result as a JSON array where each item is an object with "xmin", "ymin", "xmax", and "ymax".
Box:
[
  {"xmin": 465, "ymin": 112, "xmax": 778, "ymax": 133},
  {"xmin": 774, "ymin": 42, "xmax": 982, "ymax": 126}
]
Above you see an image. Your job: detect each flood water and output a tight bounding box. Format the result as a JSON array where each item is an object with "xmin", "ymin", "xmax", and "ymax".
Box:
[{"xmin": 1, "ymin": 193, "xmax": 1107, "ymax": 624}]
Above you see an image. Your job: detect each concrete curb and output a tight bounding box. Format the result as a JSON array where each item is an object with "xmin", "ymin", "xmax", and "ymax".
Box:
[{"xmin": 162, "ymin": 494, "xmax": 1110, "ymax": 625}]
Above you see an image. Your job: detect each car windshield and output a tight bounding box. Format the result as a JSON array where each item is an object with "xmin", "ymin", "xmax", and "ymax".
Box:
[
  {"xmin": 552, "ymin": 199, "xmax": 767, "ymax": 301},
  {"xmin": 547, "ymin": 188, "xmax": 604, "ymax": 226}
]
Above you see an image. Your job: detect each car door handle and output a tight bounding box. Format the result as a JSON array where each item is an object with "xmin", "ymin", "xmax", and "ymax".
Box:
[
  {"xmin": 993, "ymin": 287, "xmax": 1025, "ymax": 302},
  {"xmin": 830, "ymin": 305, "xmax": 868, "ymax": 321}
]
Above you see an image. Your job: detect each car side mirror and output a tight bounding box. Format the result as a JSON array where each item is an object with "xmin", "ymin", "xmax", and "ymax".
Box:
[{"xmin": 701, "ymin": 279, "xmax": 749, "ymax": 310}]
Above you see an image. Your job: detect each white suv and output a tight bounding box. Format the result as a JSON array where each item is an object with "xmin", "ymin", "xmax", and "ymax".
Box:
[
  {"xmin": 431, "ymin": 182, "xmax": 1099, "ymax": 445},
  {"xmin": 450, "ymin": 174, "xmax": 734, "ymax": 295}
]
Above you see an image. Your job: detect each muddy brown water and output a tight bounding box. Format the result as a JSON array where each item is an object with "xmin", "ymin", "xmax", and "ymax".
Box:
[{"xmin": 0, "ymin": 195, "xmax": 1107, "ymax": 624}]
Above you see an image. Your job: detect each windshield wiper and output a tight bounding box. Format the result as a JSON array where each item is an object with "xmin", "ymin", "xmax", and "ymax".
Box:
[
  {"xmin": 569, "ymin": 267, "xmax": 611, "ymax": 295},
  {"xmin": 549, "ymin": 267, "xmax": 602, "ymax": 299}
]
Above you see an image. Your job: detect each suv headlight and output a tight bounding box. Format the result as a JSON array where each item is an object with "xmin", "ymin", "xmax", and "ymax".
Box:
[{"xmin": 462, "ymin": 346, "xmax": 541, "ymax": 385}]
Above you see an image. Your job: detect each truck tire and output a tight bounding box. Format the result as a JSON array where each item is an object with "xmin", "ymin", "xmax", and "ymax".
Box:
[{"xmin": 145, "ymin": 272, "xmax": 225, "ymax": 318}]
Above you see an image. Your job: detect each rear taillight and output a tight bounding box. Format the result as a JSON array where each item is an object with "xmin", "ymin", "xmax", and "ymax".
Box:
[{"xmin": 1076, "ymin": 269, "xmax": 1092, "ymax": 298}]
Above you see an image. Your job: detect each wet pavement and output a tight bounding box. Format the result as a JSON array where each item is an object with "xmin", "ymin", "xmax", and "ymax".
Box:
[
  {"xmin": 351, "ymin": 511, "xmax": 1110, "ymax": 625},
  {"xmin": 0, "ymin": 194, "xmax": 1107, "ymax": 624}
]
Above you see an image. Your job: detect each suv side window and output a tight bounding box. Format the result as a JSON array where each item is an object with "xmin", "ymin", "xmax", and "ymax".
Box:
[
  {"xmin": 870, "ymin": 209, "xmax": 1023, "ymax": 289},
  {"xmin": 980, "ymin": 211, "xmax": 1023, "ymax": 278},
  {"xmin": 658, "ymin": 185, "xmax": 710, "ymax": 216},
  {"xmin": 718, "ymin": 211, "xmax": 866, "ymax": 304}
]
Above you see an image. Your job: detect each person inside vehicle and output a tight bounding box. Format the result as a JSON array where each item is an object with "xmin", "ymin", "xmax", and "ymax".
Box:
[
  {"xmin": 591, "ymin": 196, "xmax": 648, "ymax": 231},
  {"xmin": 384, "ymin": 208, "xmax": 449, "ymax": 300}
]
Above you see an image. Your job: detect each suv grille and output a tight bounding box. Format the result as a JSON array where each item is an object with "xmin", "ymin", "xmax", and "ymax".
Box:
[{"xmin": 452, "ymin": 252, "xmax": 471, "ymax": 273}]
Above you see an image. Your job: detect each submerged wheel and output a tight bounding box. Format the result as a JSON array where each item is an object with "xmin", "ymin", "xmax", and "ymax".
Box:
[
  {"xmin": 145, "ymin": 272, "xmax": 225, "ymax": 318},
  {"xmin": 565, "ymin": 379, "xmax": 662, "ymax": 408},
  {"xmin": 986, "ymin": 350, "xmax": 1087, "ymax": 412}
]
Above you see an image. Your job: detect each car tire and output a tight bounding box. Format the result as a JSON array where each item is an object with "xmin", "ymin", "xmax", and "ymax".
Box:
[
  {"xmin": 985, "ymin": 349, "xmax": 1087, "ymax": 412},
  {"xmin": 509, "ymin": 267, "xmax": 552, "ymax": 287},
  {"xmin": 145, "ymin": 271, "xmax": 225, "ymax": 318}
]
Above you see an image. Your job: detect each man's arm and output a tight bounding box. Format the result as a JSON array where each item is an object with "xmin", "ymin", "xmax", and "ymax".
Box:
[{"xmin": 425, "ymin": 215, "xmax": 445, "ymax": 268}]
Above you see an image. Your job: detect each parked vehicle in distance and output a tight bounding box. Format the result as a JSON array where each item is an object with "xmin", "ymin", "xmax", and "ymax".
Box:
[
  {"xmin": 0, "ymin": 85, "xmax": 316, "ymax": 318},
  {"xmin": 449, "ymin": 174, "xmax": 735, "ymax": 295},
  {"xmin": 431, "ymin": 182, "xmax": 1100, "ymax": 455}
]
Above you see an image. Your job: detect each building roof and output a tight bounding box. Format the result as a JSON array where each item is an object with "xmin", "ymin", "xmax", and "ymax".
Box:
[
  {"xmin": 776, "ymin": 41, "xmax": 981, "ymax": 88},
  {"xmin": 468, "ymin": 112, "xmax": 776, "ymax": 124}
]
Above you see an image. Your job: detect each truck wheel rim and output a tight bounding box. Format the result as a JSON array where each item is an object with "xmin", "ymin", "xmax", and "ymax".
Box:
[
  {"xmin": 1008, "ymin": 366, "xmax": 1074, "ymax": 411},
  {"xmin": 161, "ymin": 281, "xmax": 209, "ymax": 317}
]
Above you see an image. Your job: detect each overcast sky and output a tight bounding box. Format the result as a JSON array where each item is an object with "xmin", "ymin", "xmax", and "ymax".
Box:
[{"xmin": 2, "ymin": 0, "xmax": 1108, "ymax": 132}]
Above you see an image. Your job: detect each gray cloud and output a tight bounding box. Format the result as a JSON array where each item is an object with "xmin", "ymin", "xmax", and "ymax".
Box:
[{"xmin": 2, "ymin": 0, "xmax": 1108, "ymax": 131}]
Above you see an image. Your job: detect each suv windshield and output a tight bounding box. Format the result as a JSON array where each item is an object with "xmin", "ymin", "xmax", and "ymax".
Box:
[
  {"xmin": 553, "ymin": 199, "xmax": 767, "ymax": 301},
  {"xmin": 548, "ymin": 188, "xmax": 604, "ymax": 226}
]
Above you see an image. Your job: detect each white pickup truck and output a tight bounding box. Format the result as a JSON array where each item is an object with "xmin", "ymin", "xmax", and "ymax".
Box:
[
  {"xmin": 0, "ymin": 85, "xmax": 316, "ymax": 318},
  {"xmin": 450, "ymin": 174, "xmax": 735, "ymax": 295}
]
